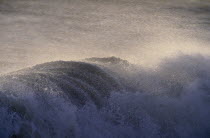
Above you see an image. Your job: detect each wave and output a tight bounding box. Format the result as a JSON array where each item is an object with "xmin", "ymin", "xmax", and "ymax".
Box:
[{"xmin": 0, "ymin": 56, "xmax": 210, "ymax": 138}]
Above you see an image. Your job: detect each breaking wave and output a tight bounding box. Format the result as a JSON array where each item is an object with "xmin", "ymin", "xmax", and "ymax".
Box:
[{"xmin": 0, "ymin": 56, "xmax": 210, "ymax": 138}]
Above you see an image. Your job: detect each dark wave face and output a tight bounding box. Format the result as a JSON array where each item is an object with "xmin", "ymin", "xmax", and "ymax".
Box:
[
  {"xmin": 0, "ymin": 60, "xmax": 123, "ymax": 137},
  {"xmin": 0, "ymin": 56, "xmax": 210, "ymax": 138}
]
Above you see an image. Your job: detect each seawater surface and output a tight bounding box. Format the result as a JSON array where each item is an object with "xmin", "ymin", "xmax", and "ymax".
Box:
[{"xmin": 0, "ymin": 0, "xmax": 210, "ymax": 137}]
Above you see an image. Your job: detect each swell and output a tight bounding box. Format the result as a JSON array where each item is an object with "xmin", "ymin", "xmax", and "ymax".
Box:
[
  {"xmin": 0, "ymin": 60, "xmax": 123, "ymax": 137},
  {"xmin": 0, "ymin": 56, "xmax": 210, "ymax": 138},
  {"xmin": 0, "ymin": 61, "xmax": 122, "ymax": 107}
]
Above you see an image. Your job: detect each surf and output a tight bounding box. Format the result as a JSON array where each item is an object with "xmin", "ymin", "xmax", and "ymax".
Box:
[{"xmin": 0, "ymin": 56, "xmax": 210, "ymax": 137}]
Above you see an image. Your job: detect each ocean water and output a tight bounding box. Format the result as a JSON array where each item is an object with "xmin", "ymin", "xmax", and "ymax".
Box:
[{"xmin": 0, "ymin": 0, "xmax": 210, "ymax": 137}]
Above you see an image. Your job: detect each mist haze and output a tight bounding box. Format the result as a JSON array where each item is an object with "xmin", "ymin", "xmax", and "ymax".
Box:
[{"xmin": 0, "ymin": 0, "xmax": 210, "ymax": 73}]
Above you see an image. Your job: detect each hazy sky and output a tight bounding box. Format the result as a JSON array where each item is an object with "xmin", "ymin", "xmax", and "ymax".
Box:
[{"xmin": 0, "ymin": 0, "xmax": 210, "ymax": 73}]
